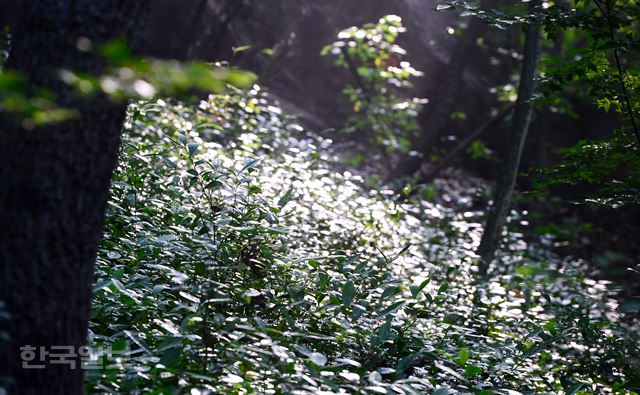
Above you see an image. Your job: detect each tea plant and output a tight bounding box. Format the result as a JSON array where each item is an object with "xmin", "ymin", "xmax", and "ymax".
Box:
[{"xmin": 88, "ymin": 86, "xmax": 639, "ymax": 394}]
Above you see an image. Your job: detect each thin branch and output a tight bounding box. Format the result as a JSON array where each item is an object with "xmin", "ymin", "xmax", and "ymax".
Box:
[
  {"xmin": 593, "ymin": 0, "xmax": 606, "ymax": 16},
  {"xmin": 339, "ymin": 46, "xmax": 372, "ymax": 96},
  {"xmin": 397, "ymin": 104, "xmax": 514, "ymax": 202},
  {"xmin": 600, "ymin": 0, "xmax": 640, "ymax": 148},
  {"xmin": 611, "ymin": 48, "xmax": 640, "ymax": 147},
  {"xmin": 417, "ymin": 104, "xmax": 514, "ymax": 185}
]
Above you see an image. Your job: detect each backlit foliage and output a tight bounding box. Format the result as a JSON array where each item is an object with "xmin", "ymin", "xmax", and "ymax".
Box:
[
  {"xmin": 89, "ymin": 86, "xmax": 639, "ymax": 394},
  {"xmin": 438, "ymin": 0, "xmax": 640, "ymax": 206},
  {"xmin": 322, "ymin": 16, "xmax": 426, "ymax": 156}
]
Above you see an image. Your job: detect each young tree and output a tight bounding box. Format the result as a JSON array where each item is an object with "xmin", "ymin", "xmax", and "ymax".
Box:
[
  {"xmin": 476, "ymin": 0, "xmax": 542, "ymax": 275},
  {"xmin": 535, "ymin": 0, "xmax": 640, "ymax": 207},
  {"xmin": 0, "ymin": 1, "xmax": 149, "ymax": 392},
  {"xmin": 436, "ymin": 0, "xmax": 640, "ymax": 271}
]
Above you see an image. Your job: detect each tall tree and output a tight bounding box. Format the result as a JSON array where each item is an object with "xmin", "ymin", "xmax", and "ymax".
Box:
[
  {"xmin": 476, "ymin": 0, "xmax": 542, "ymax": 276},
  {"xmin": 0, "ymin": 1, "xmax": 149, "ymax": 393}
]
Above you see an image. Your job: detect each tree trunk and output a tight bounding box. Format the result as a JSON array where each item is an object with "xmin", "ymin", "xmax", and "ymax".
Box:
[
  {"xmin": 476, "ymin": 1, "xmax": 542, "ymax": 276},
  {"xmin": 0, "ymin": 1, "xmax": 149, "ymax": 393}
]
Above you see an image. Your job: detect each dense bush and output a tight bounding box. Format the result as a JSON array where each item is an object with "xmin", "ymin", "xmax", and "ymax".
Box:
[
  {"xmin": 89, "ymin": 86, "xmax": 639, "ymax": 394},
  {"xmin": 322, "ymin": 16, "xmax": 426, "ymax": 157}
]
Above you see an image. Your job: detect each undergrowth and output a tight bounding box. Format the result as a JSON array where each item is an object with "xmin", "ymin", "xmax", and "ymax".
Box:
[{"xmin": 88, "ymin": 85, "xmax": 640, "ymax": 394}]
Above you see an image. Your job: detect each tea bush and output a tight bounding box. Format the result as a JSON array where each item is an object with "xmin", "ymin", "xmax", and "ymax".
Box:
[{"xmin": 89, "ymin": 85, "xmax": 639, "ymax": 394}]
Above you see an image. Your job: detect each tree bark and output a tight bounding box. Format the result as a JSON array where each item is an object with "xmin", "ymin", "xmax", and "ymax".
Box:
[
  {"xmin": 476, "ymin": 1, "xmax": 542, "ymax": 276},
  {"xmin": 0, "ymin": 1, "xmax": 149, "ymax": 393}
]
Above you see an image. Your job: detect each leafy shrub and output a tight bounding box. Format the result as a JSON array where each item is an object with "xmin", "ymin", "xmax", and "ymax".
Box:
[
  {"xmin": 440, "ymin": 0, "xmax": 640, "ymax": 207},
  {"xmin": 89, "ymin": 85, "xmax": 639, "ymax": 394},
  {"xmin": 322, "ymin": 15, "xmax": 426, "ymax": 156}
]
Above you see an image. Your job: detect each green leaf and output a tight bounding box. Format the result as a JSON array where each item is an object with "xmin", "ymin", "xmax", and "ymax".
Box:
[
  {"xmin": 194, "ymin": 261, "xmax": 206, "ymax": 275},
  {"xmin": 516, "ymin": 265, "xmax": 543, "ymax": 276},
  {"xmin": 232, "ymin": 45, "xmax": 252, "ymax": 54},
  {"xmin": 436, "ymin": 4, "xmax": 454, "ymax": 11},
  {"xmin": 377, "ymin": 301, "xmax": 404, "ymax": 317},
  {"xmin": 226, "ymin": 69, "xmax": 257, "ymax": 88},
  {"xmin": 353, "ymin": 261, "xmax": 368, "ymax": 273},
  {"xmin": 222, "ymin": 374, "xmax": 244, "ymax": 384},
  {"xmin": 456, "ymin": 348, "xmax": 470, "ymax": 367},
  {"xmin": 369, "ymin": 371, "xmax": 382, "ymax": 384},
  {"xmin": 464, "ymin": 364, "xmax": 482, "ymax": 378},
  {"xmin": 278, "ymin": 187, "xmax": 294, "ymax": 208},
  {"xmin": 377, "ymin": 316, "xmax": 393, "ymax": 342},
  {"xmin": 101, "ymin": 40, "xmax": 133, "ymax": 65},
  {"xmin": 309, "ymin": 352, "xmax": 327, "ymax": 366},
  {"xmin": 106, "ymin": 251, "xmax": 121, "ymax": 259},
  {"xmin": 205, "ymin": 180, "xmax": 223, "ymax": 190},
  {"xmin": 352, "ymin": 304, "xmax": 367, "ymax": 320},
  {"xmin": 543, "ymin": 320, "xmax": 557, "ymax": 335},
  {"xmin": 520, "ymin": 346, "xmax": 543, "ymax": 360},
  {"xmin": 241, "ymin": 157, "xmax": 262, "ymax": 173},
  {"xmin": 410, "ymin": 278, "xmax": 430, "ymax": 298},
  {"xmin": 335, "ymin": 357, "xmax": 362, "ymax": 367},
  {"xmin": 432, "ymin": 388, "xmax": 449, "ymax": 395},
  {"xmin": 380, "ymin": 286, "xmax": 401, "ymax": 300},
  {"xmin": 342, "ymin": 280, "xmax": 356, "ymax": 307},
  {"xmin": 187, "ymin": 143, "xmax": 199, "ymax": 157},
  {"xmin": 92, "ymin": 279, "xmax": 111, "ymax": 293},
  {"xmin": 343, "ymin": 254, "xmax": 360, "ymax": 267}
]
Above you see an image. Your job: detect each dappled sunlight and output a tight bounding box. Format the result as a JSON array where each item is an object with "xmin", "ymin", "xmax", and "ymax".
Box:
[
  {"xmin": 84, "ymin": 86, "xmax": 639, "ymax": 393},
  {"xmin": 1, "ymin": 1, "xmax": 639, "ymax": 393}
]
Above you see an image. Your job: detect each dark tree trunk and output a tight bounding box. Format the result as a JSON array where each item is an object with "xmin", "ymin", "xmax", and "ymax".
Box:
[
  {"xmin": 476, "ymin": 0, "xmax": 542, "ymax": 276},
  {"xmin": 0, "ymin": 1, "xmax": 149, "ymax": 393}
]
